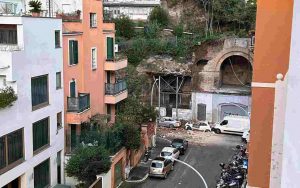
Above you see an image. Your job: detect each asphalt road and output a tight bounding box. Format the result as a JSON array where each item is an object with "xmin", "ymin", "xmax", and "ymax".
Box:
[{"xmin": 126, "ymin": 133, "xmax": 242, "ymax": 188}]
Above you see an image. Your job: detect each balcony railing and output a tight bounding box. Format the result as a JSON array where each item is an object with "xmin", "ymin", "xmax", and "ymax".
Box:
[
  {"xmin": 0, "ymin": 2, "xmax": 18, "ymax": 15},
  {"xmin": 105, "ymin": 80, "xmax": 127, "ymax": 95},
  {"xmin": 67, "ymin": 93, "xmax": 90, "ymax": 112}
]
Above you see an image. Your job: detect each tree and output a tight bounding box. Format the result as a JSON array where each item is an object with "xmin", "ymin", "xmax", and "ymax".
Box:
[
  {"xmin": 0, "ymin": 86, "xmax": 17, "ymax": 109},
  {"xmin": 114, "ymin": 15, "xmax": 135, "ymax": 39},
  {"xmin": 149, "ymin": 6, "xmax": 169, "ymax": 27},
  {"xmin": 65, "ymin": 146, "xmax": 111, "ymax": 187}
]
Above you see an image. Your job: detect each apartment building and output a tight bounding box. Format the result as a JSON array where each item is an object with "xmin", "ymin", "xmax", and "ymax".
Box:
[
  {"xmin": 103, "ymin": 0, "xmax": 160, "ymax": 20},
  {"xmin": 247, "ymin": 0, "xmax": 300, "ymax": 187},
  {"xmin": 0, "ymin": 16, "xmax": 64, "ymax": 188}
]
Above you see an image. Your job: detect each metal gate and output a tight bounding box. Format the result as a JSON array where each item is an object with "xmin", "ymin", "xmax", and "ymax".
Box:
[
  {"xmin": 114, "ymin": 160, "xmax": 122, "ymax": 187},
  {"xmin": 219, "ymin": 104, "xmax": 248, "ymax": 120},
  {"xmin": 197, "ymin": 103, "xmax": 206, "ymax": 121}
]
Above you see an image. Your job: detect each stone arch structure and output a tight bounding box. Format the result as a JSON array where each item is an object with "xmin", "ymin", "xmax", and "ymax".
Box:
[{"xmin": 213, "ymin": 47, "xmax": 253, "ymax": 72}]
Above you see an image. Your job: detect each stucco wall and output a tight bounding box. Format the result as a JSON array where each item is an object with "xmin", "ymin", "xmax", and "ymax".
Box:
[
  {"xmin": 192, "ymin": 92, "xmax": 251, "ymax": 123},
  {"xmin": 0, "ymin": 17, "xmax": 64, "ymax": 187}
]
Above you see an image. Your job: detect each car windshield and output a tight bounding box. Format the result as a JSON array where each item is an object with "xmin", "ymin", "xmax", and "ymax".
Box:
[
  {"xmin": 161, "ymin": 152, "xmax": 172, "ymax": 156},
  {"xmin": 151, "ymin": 162, "xmax": 163, "ymax": 168},
  {"xmin": 172, "ymin": 142, "xmax": 182, "ymax": 147}
]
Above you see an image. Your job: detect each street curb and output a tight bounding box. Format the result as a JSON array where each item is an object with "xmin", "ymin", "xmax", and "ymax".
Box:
[{"xmin": 125, "ymin": 173, "xmax": 149, "ymax": 183}]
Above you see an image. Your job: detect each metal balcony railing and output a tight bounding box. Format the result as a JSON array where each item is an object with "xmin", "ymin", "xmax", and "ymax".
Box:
[
  {"xmin": 67, "ymin": 93, "xmax": 90, "ymax": 112},
  {"xmin": 105, "ymin": 80, "xmax": 127, "ymax": 95},
  {"xmin": 0, "ymin": 2, "xmax": 18, "ymax": 15}
]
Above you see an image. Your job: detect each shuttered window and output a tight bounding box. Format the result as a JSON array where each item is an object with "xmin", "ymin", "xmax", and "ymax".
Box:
[
  {"xmin": 55, "ymin": 30, "xmax": 60, "ymax": 48},
  {"xmin": 34, "ymin": 159, "xmax": 50, "ymax": 188},
  {"xmin": 69, "ymin": 40, "xmax": 78, "ymax": 65},
  {"xmin": 0, "ymin": 129, "xmax": 24, "ymax": 172},
  {"xmin": 33, "ymin": 118, "xmax": 49, "ymax": 153},
  {"xmin": 107, "ymin": 37, "xmax": 114, "ymax": 60},
  {"xmin": 31, "ymin": 75, "xmax": 49, "ymax": 109},
  {"xmin": 91, "ymin": 47, "xmax": 97, "ymax": 70},
  {"xmin": 90, "ymin": 13, "xmax": 97, "ymax": 28}
]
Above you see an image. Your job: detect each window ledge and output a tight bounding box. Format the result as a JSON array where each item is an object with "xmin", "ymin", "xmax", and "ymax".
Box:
[
  {"xmin": 32, "ymin": 102, "xmax": 49, "ymax": 111},
  {"xmin": 33, "ymin": 144, "xmax": 50, "ymax": 156},
  {"xmin": 0, "ymin": 158, "xmax": 25, "ymax": 175},
  {"xmin": 68, "ymin": 64, "xmax": 78, "ymax": 67}
]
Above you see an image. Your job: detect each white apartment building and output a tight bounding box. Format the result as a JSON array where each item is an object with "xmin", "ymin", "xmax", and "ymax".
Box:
[
  {"xmin": 0, "ymin": 16, "xmax": 64, "ymax": 187},
  {"xmin": 103, "ymin": 0, "xmax": 160, "ymax": 20}
]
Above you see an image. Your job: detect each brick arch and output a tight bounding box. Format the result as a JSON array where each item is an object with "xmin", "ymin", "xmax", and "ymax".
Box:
[{"xmin": 213, "ymin": 47, "xmax": 253, "ymax": 72}]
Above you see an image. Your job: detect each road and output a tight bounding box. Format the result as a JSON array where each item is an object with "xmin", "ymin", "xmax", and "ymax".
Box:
[{"xmin": 124, "ymin": 133, "xmax": 242, "ymax": 188}]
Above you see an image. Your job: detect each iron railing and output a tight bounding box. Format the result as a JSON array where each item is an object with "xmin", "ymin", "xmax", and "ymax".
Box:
[
  {"xmin": 105, "ymin": 80, "xmax": 127, "ymax": 95},
  {"xmin": 67, "ymin": 93, "xmax": 90, "ymax": 112},
  {"xmin": 0, "ymin": 1, "xmax": 18, "ymax": 15}
]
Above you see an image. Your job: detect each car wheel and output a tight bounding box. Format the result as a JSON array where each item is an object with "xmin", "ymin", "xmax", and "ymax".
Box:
[
  {"xmin": 170, "ymin": 124, "xmax": 175, "ymax": 128},
  {"xmin": 181, "ymin": 150, "xmax": 185, "ymax": 155},
  {"xmin": 205, "ymin": 129, "xmax": 210, "ymax": 132},
  {"xmin": 215, "ymin": 129, "xmax": 221, "ymax": 134}
]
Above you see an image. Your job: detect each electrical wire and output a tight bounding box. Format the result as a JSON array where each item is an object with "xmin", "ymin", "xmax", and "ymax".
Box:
[{"xmin": 228, "ymin": 58, "xmax": 251, "ymax": 88}]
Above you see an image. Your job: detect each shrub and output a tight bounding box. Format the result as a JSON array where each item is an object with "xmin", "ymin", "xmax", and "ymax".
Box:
[
  {"xmin": 0, "ymin": 87, "xmax": 17, "ymax": 109},
  {"xmin": 114, "ymin": 15, "xmax": 135, "ymax": 39},
  {"xmin": 173, "ymin": 23, "xmax": 184, "ymax": 37},
  {"xmin": 28, "ymin": 0, "xmax": 42, "ymax": 13},
  {"xmin": 144, "ymin": 21, "xmax": 161, "ymax": 38},
  {"xmin": 149, "ymin": 6, "xmax": 169, "ymax": 27},
  {"xmin": 65, "ymin": 146, "xmax": 111, "ymax": 186}
]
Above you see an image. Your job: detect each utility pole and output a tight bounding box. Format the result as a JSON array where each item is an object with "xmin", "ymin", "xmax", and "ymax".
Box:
[
  {"xmin": 176, "ymin": 76, "xmax": 179, "ymax": 120},
  {"xmin": 158, "ymin": 76, "xmax": 161, "ymax": 118}
]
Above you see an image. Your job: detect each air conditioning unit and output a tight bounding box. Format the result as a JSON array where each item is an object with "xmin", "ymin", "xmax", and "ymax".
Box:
[{"xmin": 114, "ymin": 44, "xmax": 119, "ymax": 53}]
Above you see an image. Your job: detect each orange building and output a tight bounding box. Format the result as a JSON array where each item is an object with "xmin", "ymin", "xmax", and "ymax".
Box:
[
  {"xmin": 59, "ymin": 0, "xmax": 128, "ymax": 154},
  {"xmin": 248, "ymin": 0, "xmax": 296, "ymax": 187}
]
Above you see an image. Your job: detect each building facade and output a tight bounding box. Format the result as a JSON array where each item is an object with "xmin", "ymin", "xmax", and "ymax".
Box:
[
  {"xmin": 103, "ymin": 0, "xmax": 160, "ymax": 20},
  {"xmin": 191, "ymin": 38, "xmax": 253, "ymax": 123},
  {"xmin": 247, "ymin": 0, "xmax": 295, "ymax": 187},
  {"xmin": 0, "ymin": 16, "xmax": 64, "ymax": 187}
]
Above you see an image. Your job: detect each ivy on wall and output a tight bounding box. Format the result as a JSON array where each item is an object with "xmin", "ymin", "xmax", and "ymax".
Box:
[{"xmin": 0, "ymin": 87, "xmax": 17, "ymax": 109}]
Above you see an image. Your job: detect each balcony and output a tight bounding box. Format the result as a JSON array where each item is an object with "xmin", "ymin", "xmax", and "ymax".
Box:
[
  {"xmin": 105, "ymin": 80, "xmax": 128, "ymax": 104},
  {"xmin": 104, "ymin": 57, "xmax": 127, "ymax": 71},
  {"xmin": 66, "ymin": 93, "xmax": 91, "ymax": 124}
]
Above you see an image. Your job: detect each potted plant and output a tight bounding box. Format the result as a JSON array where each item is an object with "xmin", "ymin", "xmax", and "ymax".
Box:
[{"xmin": 28, "ymin": 0, "xmax": 42, "ymax": 17}]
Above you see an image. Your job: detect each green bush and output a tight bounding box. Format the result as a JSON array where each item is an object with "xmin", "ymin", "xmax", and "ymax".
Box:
[
  {"xmin": 173, "ymin": 23, "xmax": 184, "ymax": 37},
  {"xmin": 65, "ymin": 146, "xmax": 111, "ymax": 186},
  {"xmin": 144, "ymin": 21, "xmax": 161, "ymax": 38},
  {"xmin": 114, "ymin": 15, "xmax": 135, "ymax": 39},
  {"xmin": 0, "ymin": 87, "xmax": 17, "ymax": 109},
  {"xmin": 149, "ymin": 6, "xmax": 169, "ymax": 27}
]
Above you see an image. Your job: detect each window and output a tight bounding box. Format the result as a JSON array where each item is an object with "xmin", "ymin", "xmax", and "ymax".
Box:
[
  {"xmin": 0, "ymin": 28, "xmax": 17, "ymax": 44},
  {"xmin": 56, "ymin": 72, "xmax": 62, "ymax": 89},
  {"xmin": 55, "ymin": 30, "xmax": 61, "ymax": 48},
  {"xmin": 57, "ymin": 112, "xmax": 62, "ymax": 130},
  {"xmin": 69, "ymin": 40, "xmax": 78, "ymax": 65},
  {"xmin": 91, "ymin": 47, "xmax": 97, "ymax": 70},
  {"xmin": 34, "ymin": 159, "xmax": 50, "ymax": 188},
  {"xmin": 57, "ymin": 151, "xmax": 62, "ymax": 184},
  {"xmin": 31, "ymin": 75, "xmax": 49, "ymax": 110},
  {"xmin": 90, "ymin": 13, "xmax": 97, "ymax": 28},
  {"xmin": 33, "ymin": 117, "xmax": 49, "ymax": 153},
  {"xmin": 107, "ymin": 37, "xmax": 114, "ymax": 60},
  {"xmin": 0, "ymin": 129, "xmax": 24, "ymax": 173},
  {"xmin": 220, "ymin": 120, "xmax": 228, "ymax": 126}
]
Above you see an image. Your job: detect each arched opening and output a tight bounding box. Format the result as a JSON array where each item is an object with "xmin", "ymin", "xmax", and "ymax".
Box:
[{"xmin": 220, "ymin": 55, "xmax": 252, "ymax": 88}]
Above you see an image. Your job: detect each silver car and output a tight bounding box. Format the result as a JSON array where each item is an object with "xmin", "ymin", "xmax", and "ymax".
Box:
[
  {"xmin": 149, "ymin": 157, "xmax": 173, "ymax": 179},
  {"xmin": 158, "ymin": 117, "xmax": 181, "ymax": 128}
]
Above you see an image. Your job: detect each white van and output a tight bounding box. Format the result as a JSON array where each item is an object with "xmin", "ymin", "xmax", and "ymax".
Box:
[{"xmin": 213, "ymin": 116, "xmax": 250, "ymax": 135}]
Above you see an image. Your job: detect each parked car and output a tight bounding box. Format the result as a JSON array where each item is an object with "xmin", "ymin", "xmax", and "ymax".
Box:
[
  {"xmin": 158, "ymin": 117, "xmax": 181, "ymax": 128},
  {"xmin": 242, "ymin": 130, "xmax": 250, "ymax": 143},
  {"xmin": 185, "ymin": 121, "xmax": 211, "ymax": 132},
  {"xmin": 149, "ymin": 157, "xmax": 174, "ymax": 179},
  {"xmin": 160, "ymin": 147, "xmax": 180, "ymax": 162},
  {"xmin": 213, "ymin": 115, "xmax": 250, "ymax": 135},
  {"xmin": 170, "ymin": 138, "xmax": 188, "ymax": 155}
]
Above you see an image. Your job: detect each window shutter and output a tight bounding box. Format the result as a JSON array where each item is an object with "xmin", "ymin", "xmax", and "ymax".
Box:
[
  {"xmin": 69, "ymin": 40, "xmax": 74, "ymax": 65},
  {"xmin": 73, "ymin": 41, "xmax": 78, "ymax": 64},
  {"xmin": 107, "ymin": 37, "xmax": 114, "ymax": 60}
]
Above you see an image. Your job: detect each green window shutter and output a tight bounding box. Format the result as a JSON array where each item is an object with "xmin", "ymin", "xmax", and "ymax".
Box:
[
  {"xmin": 0, "ymin": 136, "xmax": 6, "ymax": 169},
  {"xmin": 74, "ymin": 41, "xmax": 78, "ymax": 64},
  {"xmin": 33, "ymin": 118, "xmax": 49, "ymax": 152},
  {"xmin": 34, "ymin": 159, "xmax": 50, "ymax": 188},
  {"xmin": 107, "ymin": 37, "xmax": 114, "ymax": 60},
  {"xmin": 7, "ymin": 129, "xmax": 23, "ymax": 164},
  {"xmin": 69, "ymin": 40, "xmax": 74, "ymax": 65}
]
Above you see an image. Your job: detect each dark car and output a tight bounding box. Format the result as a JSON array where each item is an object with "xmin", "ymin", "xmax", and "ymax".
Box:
[{"xmin": 170, "ymin": 138, "xmax": 188, "ymax": 155}]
